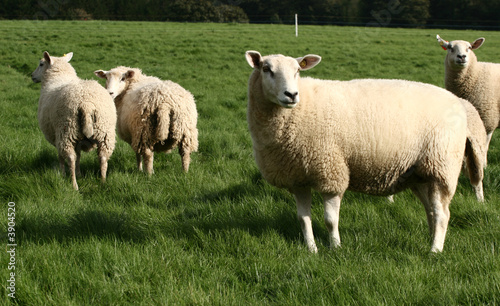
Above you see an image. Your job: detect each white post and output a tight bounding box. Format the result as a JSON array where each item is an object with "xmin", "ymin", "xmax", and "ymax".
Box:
[{"xmin": 295, "ymin": 14, "xmax": 298, "ymax": 37}]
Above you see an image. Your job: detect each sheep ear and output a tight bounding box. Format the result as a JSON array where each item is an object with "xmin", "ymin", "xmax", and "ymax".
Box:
[
  {"xmin": 436, "ymin": 35, "xmax": 450, "ymax": 50},
  {"xmin": 43, "ymin": 51, "xmax": 52, "ymax": 65},
  {"xmin": 471, "ymin": 38, "xmax": 484, "ymax": 50},
  {"xmin": 245, "ymin": 51, "xmax": 262, "ymax": 69},
  {"xmin": 94, "ymin": 70, "xmax": 107, "ymax": 79},
  {"xmin": 297, "ymin": 55, "xmax": 321, "ymax": 71},
  {"xmin": 125, "ymin": 70, "xmax": 135, "ymax": 79},
  {"xmin": 63, "ymin": 52, "xmax": 73, "ymax": 62}
]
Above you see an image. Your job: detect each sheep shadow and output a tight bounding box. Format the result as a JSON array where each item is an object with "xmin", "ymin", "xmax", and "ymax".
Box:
[{"xmin": 17, "ymin": 172, "xmax": 314, "ymax": 248}]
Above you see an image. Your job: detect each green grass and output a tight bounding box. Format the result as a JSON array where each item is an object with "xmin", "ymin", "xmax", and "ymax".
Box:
[{"xmin": 1, "ymin": 20, "xmax": 499, "ymax": 304}]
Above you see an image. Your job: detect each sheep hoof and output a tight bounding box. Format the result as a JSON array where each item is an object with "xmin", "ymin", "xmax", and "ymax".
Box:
[{"xmin": 307, "ymin": 244, "xmax": 318, "ymax": 253}]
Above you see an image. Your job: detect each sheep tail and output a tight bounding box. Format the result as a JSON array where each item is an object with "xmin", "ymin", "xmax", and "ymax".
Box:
[
  {"xmin": 464, "ymin": 136, "xmax": 484, "ymax": 187},
  {"xmin": 80, "ymin": 107, "xmax": 94, "ymax": 139},
  {"xmin": 155, "ymin": 104, "xmax": 172, "ymax": 141}
]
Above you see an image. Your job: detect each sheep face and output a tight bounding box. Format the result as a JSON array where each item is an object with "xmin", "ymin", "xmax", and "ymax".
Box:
[
  {"xmin": 246, "ymin": 51, "xmax": 321, "ymax": 108},
  {"xmin": 94, "ymin": 68, "xmax": 133, "ymax": 99},
  {"xmin": 437, "ymin": 35, "xmax": 484, "ymax": 70},
  {"xmin": 31, "ymin": 51, "xmax": 73, "ymax": 83}
]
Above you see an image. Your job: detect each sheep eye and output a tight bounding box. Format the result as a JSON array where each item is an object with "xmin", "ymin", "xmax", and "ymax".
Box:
[
  {"xmin": 121, "ymin": 76, "xmax": 126, "ymax": 82},
  {"xmin": 262, "ymin": 66, "xmax": 274, "ymax": 77}
]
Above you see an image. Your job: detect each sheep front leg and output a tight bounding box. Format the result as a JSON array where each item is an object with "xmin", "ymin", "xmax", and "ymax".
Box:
[
  {"xmin": 322, "ymin": 193, "xmax": 342, "ymax": 249},
  {"xmin": 293, "ymin": 189, "xmax": 317, "ymax": 253}
]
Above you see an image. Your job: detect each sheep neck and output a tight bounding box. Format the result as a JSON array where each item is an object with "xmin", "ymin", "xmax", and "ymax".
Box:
[
  {"xmin": 41, "ymin": 64, "xmax": 78, "ymax": 89},
  {"xmin": 444, "ymin": 56, "xmax": 480, "ymax": 98}
]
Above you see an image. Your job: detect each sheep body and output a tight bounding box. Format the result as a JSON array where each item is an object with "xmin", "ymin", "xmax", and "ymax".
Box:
[
  {"xmin": 32, "ymin": 52, "xmax": 116, "ymax": 190},
  {"xmin": 95, "ymin": 67, "xmax": 198, "ymax": 174},
  {"xmin": 246, "ymin": 51, "xmax": 468, "ymax": 253},
  {"xmin": 437, "ymin": 35, "xmax": 500, "ymax": 154}
]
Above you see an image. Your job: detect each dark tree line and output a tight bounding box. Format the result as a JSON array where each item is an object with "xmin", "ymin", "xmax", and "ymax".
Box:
[{"xmin": 1, "ymin": 0, "xmax": 499, "ymax": 29}]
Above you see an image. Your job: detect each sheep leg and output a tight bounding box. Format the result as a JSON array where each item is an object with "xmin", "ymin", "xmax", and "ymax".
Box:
[
  {"xmin": 75, "ymin": 148, "xmax": 82, "ymax": 177},
  {"xmin": 143, "ymin": 148, "xmax": 154, "ymax": 175},
  {"xmin": 97, "ymin": 144, "xmax": 111, "ymax": 183},
  {"xmin": 322, "ymin": 193, "xmax": 342, "ymax": 249},
  {"xmin": 412, "ymin": 184, "xmax": 451, "ymax": 252},
  {"xmin": 429, "ymin": 187, "xmax": 451, "ymax": 253},
  {"xmin": 485, "ymin": 131, "xmax": 493, "ymax": 166},
  {"xmin": 474, "ymin": 182, "xmax": 484, "ymax": 202},
  {"xmin": 293, "ymin": 189, "xmax": 317, "ymax": 253},
  {"xmin": 58, "ymin": 155, "xmax": 66, "ymax": 176},
  {"xmin": 411, "ymin": 184, "xmax": 434, "ymax": 236},
  {"xmin": 179, "ymin": 144, "xmax": 191, "ymax": 172},
  {"xmin": 136, "ymin": 153, "xmax": 143, "ymax": 172},
  {"xmin": 60, "ymin": 150, "xmax": 78, "ymax": 190},
  {"xmin": 99, "ymin": 155, "xmax": 108, "ymax": 183}
]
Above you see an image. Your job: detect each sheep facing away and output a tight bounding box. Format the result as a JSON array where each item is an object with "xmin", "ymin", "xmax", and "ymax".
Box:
[
  {"xmin": 94, "ymin": 67, "xmax": 198, "ymax": 174},
  {"xmin": 31, "ymin": 52, "xmax": 116, "ymax": 190},
  {"xmin": 437, "ymin": 34, "xmax": 500, "ymax": 161},
  {"xmin": 246, "ymin": 50, "xmax": 469, "ymax": 253}
]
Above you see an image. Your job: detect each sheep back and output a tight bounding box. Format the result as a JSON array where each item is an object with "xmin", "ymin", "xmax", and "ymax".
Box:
[
  {"xmin": 117, "ymin": 79, "xmax": 198, "ymax": 155},
  {"xmin": 38, "ymin": 79, "xmax": 116, "ymax": 153}
]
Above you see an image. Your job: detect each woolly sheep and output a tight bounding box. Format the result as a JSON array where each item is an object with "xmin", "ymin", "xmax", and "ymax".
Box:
[
  {"xmin": 246, "ymin": 50, "xmax": 469, "ymax": 253},
  {"xmin": 31, "ymin": 52, "xmax": 116, "ymax": 190},
  {"xmin": 437, "ymin": 34, "xmax": 500, "ymax": 159},
  {"xmin": 94, "ymin": 67, "xmax": 198, "ymax": 174}
]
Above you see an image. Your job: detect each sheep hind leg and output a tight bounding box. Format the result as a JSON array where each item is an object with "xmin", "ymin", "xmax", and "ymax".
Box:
[
  {"xmin": 412, "ymin": 184, "xmax": 451, "ymax": 253},
  {"xmin": 485, "ymin": 131, "xmax": 493, "ymax": 167},
  {"xmin": 322, "ymin": 193, "xmax": 342, "ymax": 249},
  {"xmin": 136, "ymin": 153, "xmax": 143, "ymax": 172},
  {"xmin": 293, "ymin": 189, "xmax": 317, "ymax": 253},
  {"xmin": 143, "ymin": 149, "xmax": 154, "ymax": 175},
  {"xmin": 179, "ymin": 144, "xmax": 191, "ymax": 172},
  {"xmin": 61, "ymin": 150, "xmax": 78, "ymax": 190},
  {"xmin": 75, "ymin": 147, "xmax": 82, "ymax": 177}
]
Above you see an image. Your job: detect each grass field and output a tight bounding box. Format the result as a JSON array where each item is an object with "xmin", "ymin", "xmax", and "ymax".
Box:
[{"xmin": 1, "ymin": 20, "xmax": 499, "ymax": 304}]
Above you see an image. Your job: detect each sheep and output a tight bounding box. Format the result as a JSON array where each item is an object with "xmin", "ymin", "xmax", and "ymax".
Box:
[
  {"xmin": 94, "ymin": 66, "xmax": 198, "ymax": 174},
  {"xmin": 245, "ymin": 50, "xmax": 469, "ymax": 253},
  {"xmin": 31, "ymin": 51, "xmax": 116, "ymax": 190},
  {"xmin": 436, "ymin": 34, "xmax": 500, "ymax": 161}
]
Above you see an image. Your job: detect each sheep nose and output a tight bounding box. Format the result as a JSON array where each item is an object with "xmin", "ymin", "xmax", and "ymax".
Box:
[
  {"xmin": 284, "ymin": 91, "xmax": 298, "ymax": 100},
  {"xmin": 457, "ymin": 54, "xmax": 466, "ymax": 60}
]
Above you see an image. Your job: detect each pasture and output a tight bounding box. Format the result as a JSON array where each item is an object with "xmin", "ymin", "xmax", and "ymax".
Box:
[{"xmin": 0, "ymin": 20, "xmax": 499, "ymax": 304}]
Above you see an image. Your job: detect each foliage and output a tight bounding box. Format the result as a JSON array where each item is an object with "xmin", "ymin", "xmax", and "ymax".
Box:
[
  {"xmin": 0, "ymin": 0, "xmax": 500, "ymax": 28},
  {"xmin": 0, "ymin": 20, "xmax": 499, "ymax": 304}
]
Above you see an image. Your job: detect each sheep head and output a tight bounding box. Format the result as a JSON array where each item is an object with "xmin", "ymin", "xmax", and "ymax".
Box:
[
  {"xmin": 246, "ymin": 51, "xmax": 321, "ymax": 108},
  {"xmin": 31, "ymin": 51, "xmax": 73, "ymax": 83},
  {"xmin": 437, "ymin": 35, "xmax": 484, "ymax": 70},
  {"xmin": 94, "ymin": 67, "xmax": 136, "ymax": 99}
]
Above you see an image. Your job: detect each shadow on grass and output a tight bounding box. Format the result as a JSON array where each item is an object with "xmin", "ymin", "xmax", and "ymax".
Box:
[
  {"xmin": 17, "ymin": 171, "xmax": 316, "ymax": 248},
  {"xmin": 18, "ymin": 209, "xmax": 151, "ymax": 243}
]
